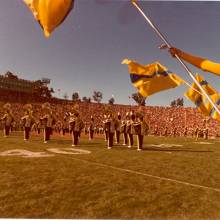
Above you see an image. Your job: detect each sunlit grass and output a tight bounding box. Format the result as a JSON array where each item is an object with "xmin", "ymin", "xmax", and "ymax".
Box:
[{"xmin": 0, "ymin": 132, "xmax": 219, "ymax": 219}]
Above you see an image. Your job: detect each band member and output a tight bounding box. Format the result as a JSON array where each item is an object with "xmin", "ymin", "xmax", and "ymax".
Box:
[
  {"xmin": 96, "ymin": 126, "xmax": 100, "ymax": 135},
  {"xmin": 62, "ymin": 117, "xmax": 69, "ymax": 136},
  {"xmin": 69, "ymin": 108, "xmax": 84, "ymax": 146},
  {"xmin": 172, "ymin": 127, "xmax": 178, "ymax": 137},
  {"xmin": 72, "ymin": 112, "xmax": 84, "ymax": 147},
  {"xmin": 21, "ymin": 104, "xmax": 35, "ymax": 141},
  {"xmin": 135, "ymin": 114, "xmax": 149, "ymax": 151},
  {"xmin": 183, "ymin": 126, "xmax": 188, "ymax": 137},
  {"xmin": 99, "ymin": 126, "xmax": 104, "ymax": 135},
  {"xmin": 194, "ymin": 127, "xmax": 201, "ymax": 141},
  {"xmin": 163, "ymin": 126, "xmax": 169, "ymax": 137},
  {"xmin": 41, "ymin": 103, "xmax": 56, "ymax": 143},
  {"xmin": 120, "ymin": 119, "xmax": 128, "ymax": 146},
  {"xmin": 115, "ymin": 113, "xmax": 121, "ymax": 144},
  {"xmin": 1, "ymin": 103, "xmax": 14, "ymax": 137},
  {"xmin": 35, "ymin": 120, "xmax": 41, "ymax": 134},
  {"xmin": 69, "ymin": 113, "xmax": 75, "ymax": 142},
  {"xmin": 55, "ymin": 120, "xmax": 62, "ymax": 134},
  {"xmin": 203, "ymin": 119, "xmax": 209, "ymax": 140},
  {"xmin": 154, "ymin": 125, "xmax": 159, "ymax": 136},
  {"xmin": 203, "ymin": 128, "xmax": 209, "ymax": 140},
  {"xmin": 127, "ymin": 112, "xmax": 135, "ymax": 148},
  {"xmin": 11, "ymin": 121, "xmax": 17, "ymax": 132},
  {"xmin": 84, "ymin": 126, "xmax": 89, "ymax": 135},
  {"xmin": 103, "ymin": 114, "xmax": 109, "ymax": 141},
  {"xmin": 105, "ymin": 113, "xmax": 117, "ymax": 149},
  {"xmin": 89, "ymin": 116, "xmax": 95, "ymax": 140}
]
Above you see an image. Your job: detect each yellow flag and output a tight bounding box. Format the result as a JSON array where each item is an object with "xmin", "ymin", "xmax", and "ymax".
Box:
[
  {"xmin": 184, "ymin": 73, "xmax": 217, "ymax": 116},
  {"xmin": 24, "ymin": 0, "xmax": 74, "ymax": 37},
  {"xmin": 122, "ymin": 59, "xmax": 183, "ymax": 97},
  {"xmin": 24, "ymin": 0, "xmax": 39, "ymax": 19},
  {"xmin": 205, "ymin": 93, "xmax": 220, "ymax": 122}
]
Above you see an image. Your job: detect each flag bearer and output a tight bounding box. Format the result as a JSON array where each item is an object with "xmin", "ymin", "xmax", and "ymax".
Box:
[{"xmin": 169, "ymin": 47, "xmax": 220, "ymax": 76}]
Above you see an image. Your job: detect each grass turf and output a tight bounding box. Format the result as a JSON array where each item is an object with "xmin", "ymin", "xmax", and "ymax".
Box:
[{"xmin": 0, "ymin": 132, "xmax": 220, "ymax": 219}]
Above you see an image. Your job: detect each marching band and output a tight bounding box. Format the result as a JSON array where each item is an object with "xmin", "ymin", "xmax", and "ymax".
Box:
[{"xmin": 0, "ymin": 102, "xmax": 212, "ymax": 150}]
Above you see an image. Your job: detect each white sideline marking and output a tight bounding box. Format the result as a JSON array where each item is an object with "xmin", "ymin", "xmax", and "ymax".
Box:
[
  {"xmin": 66, "ymin": 156, "xmax": 220, "ymax": 193},
  {"xmin": 147, "ymin": 144, "xmax": 183, "ymax": 148},
  {"xmin": 0, "ymin": 149, "xmax": 53, "ymax": 158},
  {"xmin": 47, "ymin": 148, "xmax": 91, "ymax": 155},
  {"xmin": 193, "ymin": 142, "xmax": 213, "ymax": 145}
]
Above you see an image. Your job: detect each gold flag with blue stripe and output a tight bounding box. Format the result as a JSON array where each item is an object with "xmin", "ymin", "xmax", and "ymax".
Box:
[
  {"xmin": 122, "ymin": 59, "xmax": 184, "ymax": 97},
  {"xmin": 205, "ymin": 93, "xmax": 220, "ymax": 122},
  {"xmin": 184, "ymin": 73, "xmax": 217, "ymax": 116},
  {"xmin": 24, "ymin": 0, "xmax": 74, "ymax": 37}
]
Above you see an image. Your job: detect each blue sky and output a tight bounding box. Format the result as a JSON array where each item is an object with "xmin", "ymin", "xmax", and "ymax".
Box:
[{"xmin": 0, "ymin": 0, "xmax": 219, "ymax": 106}]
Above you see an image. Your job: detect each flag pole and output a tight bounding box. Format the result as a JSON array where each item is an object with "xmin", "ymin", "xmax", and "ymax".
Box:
[{"xmin": 131, "ymin": 0, "xmax": 220, "ymax": 116}]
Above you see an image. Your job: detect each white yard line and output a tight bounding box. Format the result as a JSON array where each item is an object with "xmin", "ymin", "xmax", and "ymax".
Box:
[
  {"xmin": 193, "ymin": 142, "xmax": 213, "ymax": 145},
  {"xmin": 65, "ymin": 156, "xmax": 220, "ymax": 193}
]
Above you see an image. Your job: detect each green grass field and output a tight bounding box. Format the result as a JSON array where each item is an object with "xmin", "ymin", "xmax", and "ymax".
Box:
[{"xmin": 0, "ymin": 132, "xmax": 220, "ymax": 219}]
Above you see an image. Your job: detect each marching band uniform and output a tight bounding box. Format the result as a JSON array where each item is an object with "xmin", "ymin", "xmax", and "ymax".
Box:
[
  {"xmin": 40, "ymin": 103, "xmax": 55, "ymax": 143},
  {"xmin": 127, "ymin": 113, "xmax": 135, "ymax": 148},
  {"xmin": 21, "ymin": 111, "xmax": 35, "ymax": 140},
  {"xmin": 1, "ymin": 104, "xmax": 14, "ymax": 137},
  {"xmin": 163, "ymin": 126, "xmax": 169, "ymax": 137},
  {"xmin": 63, "ymin": 117, "xmax": 69, "ymax": 135},
  {"xmin": 172, "ymin": 127, "xmax": 178, "ymax": 137},
  {"xmin": 84, "ymin": 127, "xmax": 87, "ymax": 135},
  {"xmin": 55, "ymin": 120, "xmax": 62, "ymax": 134},
  {"xmin": 103, "ymin": 115, "xmax": 109, "ymax": 141},
  {"xmin": 120, "ymin": 120, "xmax": 128, "ymax": 146},
  {"xmin": 99, "ymin": 127, "xmax": 104, "ymax": 135},
  {"xmin": 95, "ymin": 127, "xmax": 99, "ymax": 135},
  {"xmin": 69, "ymin": 113, "xmax": 76, "ymax": 145},
  {"xmin": 11, "ymin": 121, "xmax": 16, "ymax": 132},
  {"xmin": 39, "ymin": 120, "xmax": 45, "ymax": 134},
  {"xmin": 203, "ymin": 119, "xmax": 208, "ymax": 140},
  {"xmin": 69, "ymin": 112, "xmax": 84, "ymax": 146},
  {"xmin": 41, "ymin": 112, "xmax": 55, "ymax": 143},
  {"xmin": 135, "ymin": 116, "xmax": 149, "ymax": 151},
  {"xmin": 115, "ymin": 113, "xmax": 121, "ymax": 144},
  {"xmin": 1, "ymin": 112, "xmax": 14, "ymax": 137},
  {"xmin": 35, "ymin": 120, "xmax": 41, "ymax": 134},
  {"xmin": 77, "ymin": 115, "xmax": 85, "ymax": 143},
  {"xmin": 89, "ymin": 117, "xmax": 95, "ymax": 140},
  {"xmin": 183, "ymin": 126, "xmax": 188, "ymax": 137},
  {"xmin": 106, "ymin": 114, "xmax": 117, "ymax": 149},
  {"xmin": 154, "ymin": 125, "xmax": 159, "ymax": 136},
  {"xmin": 203, "ymin": 128, "xmax": 209, "ymax": 140},
  {"xmin": 194, "ymin": 127, "xmax": 199, "ymax": 140}
]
